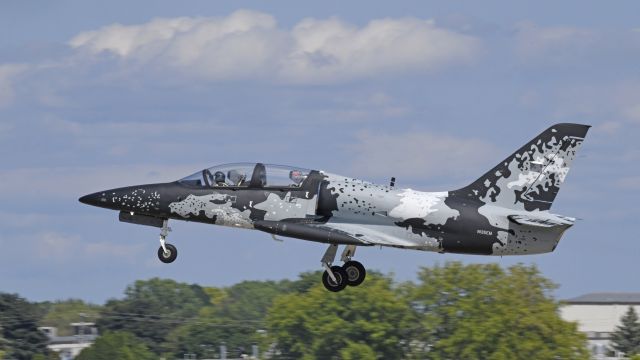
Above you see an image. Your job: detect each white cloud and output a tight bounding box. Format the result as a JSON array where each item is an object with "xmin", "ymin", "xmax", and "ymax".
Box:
[
  {"xmin": 0, "ymin": 164, "xmax": 200, "ymax": 200},
  {"xmin": 0, "ymin": 121, "xmax": 15, "ymax": 138},
  {"xmin": 616, "ymin": 176, "xmax": 640, "ymax": 190},
  {"xmin": 0, "ymin": 211, "xmax": 53, "ymax": 228},
  {"xmin": 283, "ymin": 16, "xmax": 480, "ymax": 83},
  {"xmin": 35, "ymin": 116, "xmax": 235, "ymax": 157},
  {"xmin": 349, "ymin": 131, "xmax": 498, "ymax": 183},
  {"xmin": 312, "ymin": 91, "xmax": 411, "ymax": 123},
  {"xmin": 546, "ymin": 82, "xmax": 640, "ymax": 131},
  {"xmin": 68, "ymin": 10, "xmax": 480, "ymax": 84},
  {"xmin": 597, "ymin": 121, "xmax": 622, "ymax": 134},
  {"xmin": 515, "ymin": 22, "xmax": 595, "ymax": 62},
  {"xmin": 32, "ymin": 232, "xmax": 81, "ymax": 261},
  {"xmin": 0, "ymin": 64, "xmax": 28, "ymax": 107},
  {"xmin": 84, "ymin": 241, "xmax": 144, "ymax": 260},
  {"xmin": 40, "ymin": 116, "xmax": 230, "ymax": 138},
  {"xmin": 0, "ymin": 231, "xmax": 144, "ymax": 263},
  {"xmin": 622, "ymin": 103, "xmax": 640, "ymax": 123}
]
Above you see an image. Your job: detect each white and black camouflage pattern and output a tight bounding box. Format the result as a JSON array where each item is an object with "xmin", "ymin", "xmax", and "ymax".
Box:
[{"xmin": 80, "ymin": 123, "xmax": 589, "ymax": 256}]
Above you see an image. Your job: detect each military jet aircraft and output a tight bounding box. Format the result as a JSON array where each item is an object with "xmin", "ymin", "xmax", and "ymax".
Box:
[{"xmin": 79, "ymin": 123, "xmax": 589, "ymax": 292}]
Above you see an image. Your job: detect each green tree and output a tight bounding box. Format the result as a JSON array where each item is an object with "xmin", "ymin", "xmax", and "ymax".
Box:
[
  {"xmin": 39, "ymin": 299, "xmax": 101, "ymax": 336},
  {"xmin": 266, "ymin": 273, "xmax": 414, "ymax": 359},
  {"xmin": 75, "ymin": 331, "xmax": 154, "ymax": 360},
  {"xmin": 96, "ymin": 278, "xmax": 209, "ymax": 354},
  {"xmin": 32, "ymin": 353, "xmax": 59, "ymax": 360},
  {"xmin": 339, "ymin": 341, "xmax": 377, "ymax": 360},
  {"xmin": 0, "ymin": 325, "xmax": 7, "ymax": 358},
  {"xmin": 0, "ymin": 293, "xmax": 50, "ymax": 360},
  {"xmin": 283, "ymin": 271, "xmax": 325, "ymax": 294},
  {"xmin": 610, "ymin": 306, "xmax": 640, "ymax": 356},
  {"xmin": 166, "ymin": 280, "xmax": 297, "ymax": 358},
  {"xmin": 409, "ymin": 262, "xmax": 589, "ymax": 360}
]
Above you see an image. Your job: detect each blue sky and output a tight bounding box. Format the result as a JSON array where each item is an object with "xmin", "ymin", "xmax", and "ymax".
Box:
[{"xmin": 1, "ymin": 0, "xmax": 639, "ymax": 303}]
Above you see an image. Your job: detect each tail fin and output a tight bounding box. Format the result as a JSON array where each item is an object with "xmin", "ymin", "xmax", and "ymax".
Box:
[{"xmin": 453, "ymin": 123, "xmax": 590, "ymax": 211}]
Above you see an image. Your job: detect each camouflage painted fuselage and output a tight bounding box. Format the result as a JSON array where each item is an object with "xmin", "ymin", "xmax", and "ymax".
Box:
[{"xmin": 81, "ymin": 123, "xmax": 589, "ymax": 256}]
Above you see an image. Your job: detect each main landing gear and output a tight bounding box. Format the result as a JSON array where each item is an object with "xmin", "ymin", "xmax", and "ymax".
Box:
[
  {"xmin": 152, "ymin": 220, "xmax": 365, "ymax": 289},
  {"xmin": 321, "ymin": 244, "xmax": 366, "ymax": 292},
  {"xmin": 157, "ymin": 219, "xmax": 178, "ymax": 263}
]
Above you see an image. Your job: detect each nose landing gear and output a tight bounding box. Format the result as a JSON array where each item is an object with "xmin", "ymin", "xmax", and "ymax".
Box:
[
  {"xmin": 320, "ymin": 244, "xmax": 366, "ymax": 292},
  {"xmin": 157, "ymin": 219, "xmax": 178, "ymax": 263},
  {"xmin": 158, "ymin": 243, "xmax": 178, "ymax": 263}
]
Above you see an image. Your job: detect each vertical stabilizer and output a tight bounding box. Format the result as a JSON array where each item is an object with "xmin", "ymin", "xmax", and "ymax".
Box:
[{"xmin": 453, "ymin": 123, "xmax": 590, "ymax": 211}]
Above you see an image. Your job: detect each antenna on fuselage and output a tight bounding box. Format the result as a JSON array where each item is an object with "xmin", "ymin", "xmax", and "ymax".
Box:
[{"xmin": 389, "ymin": 177, "xmax": 396, "ymax": 188}]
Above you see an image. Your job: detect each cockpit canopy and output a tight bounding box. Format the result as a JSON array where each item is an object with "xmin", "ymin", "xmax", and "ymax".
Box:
[{"xmin": 178, "ymin": 163, "xmax": 311, "ymax": 188}]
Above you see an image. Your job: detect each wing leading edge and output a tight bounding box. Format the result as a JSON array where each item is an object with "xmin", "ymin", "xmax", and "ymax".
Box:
[{"xmin": 253, "ymin": 220, "xmax": 370, "ymax": 246}]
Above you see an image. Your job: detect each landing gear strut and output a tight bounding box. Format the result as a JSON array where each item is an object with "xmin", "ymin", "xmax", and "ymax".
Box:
[
  {"xmin": 157, "ymin": 219, "xmax": 177, "ymax": 263},
  {"xmin": 320, "ymin": 244, "xmax": 366, "ymax": 292}
]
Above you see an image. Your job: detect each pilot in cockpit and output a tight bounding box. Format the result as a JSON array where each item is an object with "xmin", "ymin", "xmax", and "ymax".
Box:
[
  {"xmin": 214, "ymin": 171, "xmax": 227, "ymax": 186},
  {"xmin": 227, "ymin": 169, "xmax": 246, "ymax": 186},
  {"xmin": 289, "ymin": 170, "xmax": 306, "ymax": 186}
]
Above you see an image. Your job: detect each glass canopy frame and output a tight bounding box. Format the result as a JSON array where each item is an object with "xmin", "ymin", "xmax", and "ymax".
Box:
[{"xmin": 178, "ymin": 162, "xmax": 312, "ymax": 189}]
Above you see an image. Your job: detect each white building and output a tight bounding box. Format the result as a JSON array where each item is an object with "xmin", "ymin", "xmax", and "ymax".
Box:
[
  {"xmin": 561, "ymin": 293, "xmax": 640, "ymax": 359},
  {"xmin": 39, "ymin": 322, "xmax": 98, "ymax": 360}
]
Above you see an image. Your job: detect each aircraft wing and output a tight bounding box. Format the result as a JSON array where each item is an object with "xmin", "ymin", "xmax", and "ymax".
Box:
[
  {"xmin": 253, "ymin": 220, "xmax": 370, "ymax": 245},
  {"xmin": 315, "ymin": 222, "xmax": 422, "ymax": 247},
  {"xmin": 254, "ymin": 220, "xmax": 419, "ymax": 247}
]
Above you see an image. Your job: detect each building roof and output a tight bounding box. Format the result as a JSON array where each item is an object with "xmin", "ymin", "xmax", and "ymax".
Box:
[
  {"xmin": 48, "ymin": 334, "xmax": 98, "ymax": 345},
  {"xmin": 564, "ymin": 293, "xmax": 640, "ymax": 305}
]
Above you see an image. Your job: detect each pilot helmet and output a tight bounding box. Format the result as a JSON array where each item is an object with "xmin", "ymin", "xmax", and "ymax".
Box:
[
  {"xmin": 289, "ymin": 170, "xmax": 305, "ymax": 185},
  {"xmin": 214, "ymin": 171, "xmax": 226, "ymax": 184}
]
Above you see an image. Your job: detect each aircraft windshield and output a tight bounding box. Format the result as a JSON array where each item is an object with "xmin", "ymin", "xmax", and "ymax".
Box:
[{"xmin": 178, "ymin": 163, "xmax": 311, "ymax": 188}]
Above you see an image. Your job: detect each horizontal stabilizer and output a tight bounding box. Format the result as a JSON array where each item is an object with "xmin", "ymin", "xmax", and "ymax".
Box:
[{"xmin": 508, "ymin": 214, "xmax": 575, "ymax": 228}]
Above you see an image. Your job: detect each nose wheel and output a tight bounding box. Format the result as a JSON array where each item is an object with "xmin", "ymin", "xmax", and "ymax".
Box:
[
  {"xmin": 158, "ymin": 243, "xmax": 177, "ymax": 263},
  {"xmin": 320, "ymin": 244, "xmax": 366, "ymax": 292},
  {"xmin": 157, "ymin": 219, "xmax": 178, "ymax": 264}
]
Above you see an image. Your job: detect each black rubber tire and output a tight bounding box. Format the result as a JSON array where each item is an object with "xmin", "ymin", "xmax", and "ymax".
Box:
[
  {"xmin": 343, "ymin": 260, "xmax": 366, "ymax": 286},
  {"xmin": 157, "ymin": 243, "xmax": 177, "ymax": 263},
  {"xmin": 322, "ymin": 265, "xmax": 348, "ymax": 292}
]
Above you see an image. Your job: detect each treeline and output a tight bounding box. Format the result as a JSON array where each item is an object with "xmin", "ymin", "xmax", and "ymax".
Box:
[{"xmin": 1, "ymin": 262, "xmax": 596, "ymax": 359}]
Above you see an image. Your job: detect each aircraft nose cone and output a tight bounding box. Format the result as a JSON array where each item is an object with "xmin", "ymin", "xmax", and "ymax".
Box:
[{"xmin": 79, "ymin": 192, "xmax": 101, "ymax": 206}]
